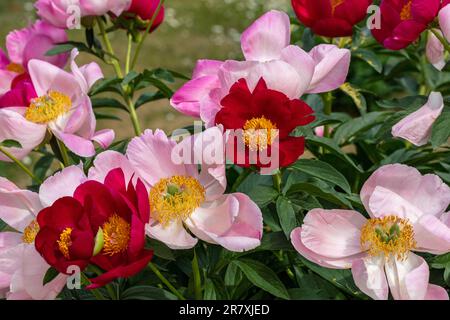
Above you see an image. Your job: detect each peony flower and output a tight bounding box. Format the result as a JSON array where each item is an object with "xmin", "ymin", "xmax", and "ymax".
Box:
[
  {"xmin": 426, "ymin": 30, "xmax": 446, "ymax": 71},
  {"xmin": 372, "ymin": 0, "xmax": 441, "ymax": 50},
  {"xmin": 215, "ymin": 78, "xmax": 315, "ymax": 168},
  {"xmin": 291, "ymin": 164, "xmax": 450, "ymax": 300},
  {"xmin": 125, "ymin": 0, "xmax": 165, "ymax": 32},
  {"xmin": 0, "ymin": 165, "xmax": 88, "ymax": 300},
  {"xmin": 88, "ymin": 127, "xmax": 264, "ymax": 251},
  {"xmin": 0, "ymin": 49, "xmax": 114, "ymax": 161},
  {"xmin": 392, "ymin": 92, "xmax": 444, "ymax": 146},
  {"xmin": 36, "ymin": 168, "xmax": 153, "ymax": 288},
  {"xmin": 0, "ymin": 20, "xmax": 68, "ymax": 95},
  {"xmin": 291, "ymin": 0, "xmax": 372, "ymax": 38},
  {"xmin": 35, "ymin": 0, "xmax": 132, "ymax": 29},
  {"xmin": 170, "ymin": 10, "xmax": 350, "ymax": 128}
]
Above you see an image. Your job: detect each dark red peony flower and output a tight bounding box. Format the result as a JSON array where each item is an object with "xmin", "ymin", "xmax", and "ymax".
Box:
[
  {"xmin": 291, "ymin": 0, "xmax": 372, "ymax": 37},
  {"xmin": 73, "ymin": 168, "xmax": 153, "ymax": 289},
  {"xmin": 215, "ymin": 78, "xmax": 315, "ymax": 170},
  {"xmin": 35, "ymin": 197, "xmax": 95, "ymax": 274},
  {"xmin": 125, "ymin": 0, "xmax": 165, "ymax": 32},
  {"xmin": 372, "ymin": 0, "xmax": 441, "ymax": 50}
]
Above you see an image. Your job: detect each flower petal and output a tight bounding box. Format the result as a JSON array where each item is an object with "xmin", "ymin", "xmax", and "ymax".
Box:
[
  {"xmin": 439, "ymin": 4, "xmax": 450, "ymax": 43},
  {"xmin": 351, "ymin": 256, "xmax": 389, "ymax": 300},
  {"xmin": 414, "ymin": 214, "xmax": 450, "ymax": 255},
  {"xmin": 424, "ymin": 284, "xmax": 449, "ymax": 300},
  {"xmin": 426, "ymin": 30, "xmax": 446, "ymax": 71},
  {"xmin": 88, "ymin": 150, "xmax": 135, "ymax": 185},
  {"xmin": 146, "ymin": 220, "xmax": 197, "ymax": 250}
]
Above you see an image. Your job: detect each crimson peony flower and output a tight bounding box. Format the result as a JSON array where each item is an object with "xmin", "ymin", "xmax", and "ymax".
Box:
[
  {"xmin": 215, "ymin": 78, "xmax": 315, "ymax": 169},
  {"xmin": 73, "ymin": 168, "xmax": 153, "ymax": 288},
  {"xmin": 125, "ymin": 0, "xmax": 165, "ymax": 32},
  {"xmin": 372, "ymin": 0, "xmax": 441, "ymax": 50},
  {"xmin": 291, "ymin": 0, "xmax": 372, "ymax": 37}
]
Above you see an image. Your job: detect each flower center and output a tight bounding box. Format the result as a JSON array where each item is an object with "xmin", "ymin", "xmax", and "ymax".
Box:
[
  {"xmin": 25, "ymin": 90, "xmax": 71, "ymax": 124},
  {"xmin": 330, "ymin": 0, "xmax": 345, "ymax": 15},
  {"xmin": 102, "ymin": 214, "xmax": 130, "ymax": 256},
  {"xmin": 400, "ymin": 1, "xmax": 413, "ymax": 21},
  {"xmin": 6, "ymin": 63, "xmax": 25, "ymax": 74},
  {"xmin": 22, "ymin": 220, "xmax": 39, "ymax": 244},
  {"xmin": 243, "ymin": 116, "xmax": 279, "ymax": 151},
  {"xmin": 360, "ymin": 215, "xmax": 416, "ymax": 260},
  {"xmin": 149, "ymin": 176, "xmax": 206, "ymax": 227},
  {"xmin": 57, "ymin": 227, "xmax": 73, "ymax": 259}
]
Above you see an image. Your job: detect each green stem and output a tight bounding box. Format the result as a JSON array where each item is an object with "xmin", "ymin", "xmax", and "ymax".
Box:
[
  {"xmin": 322, "ymin": 92, "xmax": 334, "ymax": 138},
  {"xmin": 56, "ymin": 139, "xmax": 71, "ymax": 167},
  {"xmin": 273, "ymin": 171, "xmax": 282, "ymax": 193},
  {"xmin": 431, "ymin": 28, "xmax": 450, "ymax": 53},
  {"xmin": 97, "ymin": 17, "xmax": 123, "ymax": 78},
  {"xmin": 0, "ymin": 146, "xmax": 42, "ymax": 184},
  {"xmin": 125, "ymin": 95, "xmax": 142, "ymax": 136},
  {"xmin": 230, "ymin": 168, "xmax": 252, "ymax": 192},
  {"xmin": 130, "ymin": 0, "xmax": 165, "ymax": 70},
  {"xmin": 148, "ymin": 263, "xmax": 186, "ymax": 300},
  {"xmin": 80, "ymin": 272, "xmax": 107, "ymax": 300},
  {"xmin": 125, "ymin": 32, "xmax": 133, "ymax": 75},
  {"xmin": 192, "ymin": 249, "xmax": 202, "ymax": 300}
]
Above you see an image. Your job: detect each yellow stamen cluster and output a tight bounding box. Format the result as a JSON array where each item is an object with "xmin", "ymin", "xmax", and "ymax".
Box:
[
  {"xmin": 22, "ymin": 220, "xmax": 40, "ymax": 244},
  {"xmin": 6, "ymin": 63, "xmax": 25, "ymax": 74},
  {"xmin": 331, "ymin": 0, "xmax": 345, "ymax": 15},
  {"xmin": 25, "ymin": 90, "xmax": 71, "ymax": 124},
  {"xmin": 243, "ymin": 116, "xmax": 279, "ymax": 151},
  {"xmin": 400, "ymin": 1, "xmax": 413, "ymax": 21},
  {"xmin": 360, "ymin": 215, "xmax": 416, "ymax": 260},
  {"xmin": 57, "ymin": 227, "xmax": 73, "ymax": 259},
  {"xmin": 149, "ymin": 176, "xmax": 206, "ymax": 227},
  {"xmin": 102, "ymin": 214, "xmax": 130, "ymax": 256}
]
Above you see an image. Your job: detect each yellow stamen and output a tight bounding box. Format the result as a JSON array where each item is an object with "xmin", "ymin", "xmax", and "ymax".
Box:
[
  {"xmin": 6, "ymin": 63, "xmax": 25, "ymax": 74},
  {"xmin": 243, "ymin": 116, "xmax": 278, "ymax": 151},
  {"xmin": 57, "ymin": 227, "xmax": 73, "ymax": 259},
  {"xmin": 360, "ymin": 215, "xmax": 416, "ymax": 260},
  {"xmin": 25, "ymin": 90, "xmax": 71, "ymax": 124},
  {"xmin": 22, "ymin": 220, "xmax": 39, "ymax": 244},
  {"xmin": 102, "ymin": 214, "xmax": 130, "ymax": 256},
  {"xmin": 149, "ymin": 176, "xmax": 206, "ymax": 227},
  {"xmin": 331, "ymin": 0, "xmax": 345, "ymax": 15},
  {"xmin": 400, "ymin": 1, "xmax": 413, "ymax": 21}
]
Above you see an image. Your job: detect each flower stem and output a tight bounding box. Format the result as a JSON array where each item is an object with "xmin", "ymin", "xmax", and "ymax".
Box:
[
  {"xmin": 148, "ymin": 263, "xmax": 186, "ymax": 300},
  {"xmin": 192, "ymin": 249, "xmax": 202, "ymax": 300},
  {"xmin": 431, "ymin": 28, "xmax": 450, "ymax": 53},
  {"xmin": 230, "ymin": 168, "xmax": 252, "ymax": 192},
  {"xmin": 96, "ymin": 17, "xmax": 123, "ymax": 78},
  {"xmin": 125, "ymin": 95, "xmax": 142, "ymax": 136},
  {"xmin": 322, "ymin": 92, "xmax": 334, "ymax": 138},
  {"xmin": 125, "ymin": 32, "xmax": 133, "ymax": 75},
  {"xmin": 130, "ymin": 0, "xmax": 165, "ymax": 70},
  {"xmin": 0, "ymin": 146, "xmax": 42, "ymax": 184},
  {"xmin": 56, "ymin": 139, "xmax": 71, "ymax": 167}
]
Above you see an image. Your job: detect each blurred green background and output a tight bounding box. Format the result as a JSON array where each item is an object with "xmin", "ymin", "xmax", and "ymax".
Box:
[{"xmin": 0, "ymin": 0, "xmax": 291, "ymax": 185}]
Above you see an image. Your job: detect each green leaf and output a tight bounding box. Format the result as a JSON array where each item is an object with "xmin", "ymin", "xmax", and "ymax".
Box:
[
  {"xmin": 258, "ymin": 231, "xmax": 294, "ymax": 251},
  {"xmin": 33, "ymin": 155, "xmax": 54, "ymax": 180},
  {"xmin": 353, "ymin": 49, "xmax": 382, "ymax": 73},
  {"xmin": 276, "ymin": 196, "xmax": 297, "ymax": 238},
  {"xmin": 431, "ymin": 111, "xmax": 450, "ymax": 148},
  {"xmin": 135, "ymin": 92, "xmax": 166, "ymax": 108},
  {"xmin": 94, "ymin": 112, "xmax": 122, "ymax": 121},
  {"xmin": 291, "ymin": 159, "xmax": 352, "ymax": 194},
  {"xmin": 122, "ymin": 71, "xmax": 140, "ymax": 86},
  {"xmin": 0, "ymin": 139, "xmax": 22, "ymax": 148},
  {"xmin": 340, "ymin": 82, "xmax": 367, "ymax": 114},
  {"xmin": 43, "ymin": 267, "xmax": 59, "ymax": 286},
  {"xmin": 289, "ymin": 273, "xmax": 346, "ymax": 300},
  {"xmin": 287, "ymin": 181, "xmax": 353, "ymax": 208},
  {"xmin": 148, "ymin": 239, "xmax": 175, "ymax": 261},
  {"xmin": 121, "ymin": 286, "xmax": 177, "ymax": 300},
  {"xmin": 232, "ymin": 259, "xmax": 290, "ymax": 300},
  {"xmin": 203, "ymin": 279, "xmax": 218, "ymax": 300},
  {"xmin": 245, "ymin": 185, "xmax": 279, "ymax": 208},
  {"xmin": 225, "ymin": 262, "xmax": 243, "ymax": 287},
  {"xmin": 89, "ymin": 77, "xmax": 122, "ymax": 96},
  {"xmin": 91, "ymin": 98, "xmax": 128, "ymax": 112}
]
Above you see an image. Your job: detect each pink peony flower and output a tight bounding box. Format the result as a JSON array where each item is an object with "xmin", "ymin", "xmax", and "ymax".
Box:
[
  {"xmin": 170, "ymin": 10, "xmax": 350, "ymax": 127},
  {"xmin": 0, "ymin": 49, "xmax": 115, "ymax": 161},
  {"xmin": 0, "ymin": 20, "xmax": 68, "ymax": 95},
  {"xmin": 0, "ymin": 166, "xmax": 90, "ymax": 299},
  {"xmin": 291, "ymin": 164, "xmax": 450, "ymax": 300},
  {"xmin": 392, "ymin": 92, "xmax": 444, "ymax": 146},
  {"xmin": 88, "ymin": 127, "xmax": 264, "ymax": 251},
  {"xmin": 426, "ymin": 30, "xmax": 446, "ymax": 71},
  {"xmin": 35, "ymin": 0, "xmax": 132, "ymax": 29}
]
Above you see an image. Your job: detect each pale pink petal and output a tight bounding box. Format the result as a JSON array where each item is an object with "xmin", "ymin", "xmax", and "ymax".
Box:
[
  {"xmin": 0, "ymin": 232, "xmax": 23, "ymax": 250},
  {"xmin": 51, "ymin": 129, "xmax": 96, "ymax": 157},
  {"xmin": 300, "ymin": 209, "xmax": 367, "ymax": 258},
  {"xmin": 0, "ymin": 109, "xmax": 47, "ymax": 161},
  {"xmin": 384, "ymin": 252, "xmax": 430, "ymax": 300},
  {"xmin": 187, "ymin": 193, "xmax": 263, "ymax": 252},
  {"xmin": 439, "ymin": 4, "xmax": 450, "ymax": 43},
  {"xmin": 392, "ymin": 92, "xmax": 444, "ymax": 146},
  {"xmin": 360, "ymin": 164, "xmax": 450, "ymax": 221},
  {"xmin": 0, "ymin": 70, "xmax": 16, "ymax": 95},
  {"xmin": 0, "ymin": 178, "xmax": 42, "ymax": 232},
  {"xmin": 39, "ymin": 165, "xmax": 87, "ymax": 207},
  {"xmin": 280, "ymin": 45, "xmax": 315, "ymax": 91},
  {"xmin": 192, "ymin": 59, "xmax": 223, "ymax": 78},
  {"xmin": 306, "ymin": 45, "xmax": 351, "ymax": 94},
  {"xmin": 70, "ymin": 49, "xmax": 103, "ymax": 93},
  {"xmin": 170, "ymin": 75, "xmax": 220, "ymax": 117},
  {"xmin": 424, "ymin": 284, "xmax": 449, "ymax": 300},
  {"xmin": 200, "ymin": 88, "xmax": 222, "ymax": 127},
  {"xmin": 290, "ymin": 228, "xmax": 366, "ymax": 269},
  {"xmin": 146, "ymin": 220, "xmax": 198, "ymax": 250},
  {"xmin": 241, "ymin": 10, "xmax": 290, "ymax": 62},
  {"xmin": 426, "ymin": 30, "xmax": 446, "ymax": 71},
  {"xmin": 352, "ymin": 256, "xmax": 389, "ymax": 300},
  {"xmin": 88, "ymin": 150, "xmax": 135, "ymax": 184},
  {"xmin": 414, "ymin": 214, "xmax": 450, "ymax": 255},
  {"xmin": 127, "ymin": 129, "xmax": 187, "ymax": 187},
  {"xmin": 92, "ymin": 129, "xmax": 115, "ymax": 149},
  {"xmin": 441, "ymin": 212, "xmax": 450, "ymax": 227}
]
